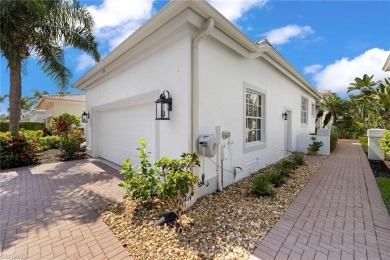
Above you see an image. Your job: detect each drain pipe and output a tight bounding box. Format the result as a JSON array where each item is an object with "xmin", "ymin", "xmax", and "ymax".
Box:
[{"xmin": 185, "ymin": 17, "xmax": 215, "ymax": 210}]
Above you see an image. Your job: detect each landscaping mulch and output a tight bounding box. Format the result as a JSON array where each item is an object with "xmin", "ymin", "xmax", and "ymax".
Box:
[
  {"xmin": 36, "ymin": 149, "xmax": 87, "ymax": 165},
  {"xmin": 369, "ymin": 160, "xmax": 390, "ymax": 178},
  {"xmin": 36, "ymin": 149, "xmax": 63, "ymax": 164},
  {"xmin": 98, "ymin": 160, "xmax": 321, "ymax": 260}
]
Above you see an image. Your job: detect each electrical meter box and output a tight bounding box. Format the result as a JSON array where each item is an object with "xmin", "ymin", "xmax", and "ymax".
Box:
[{"xmin": 198, "ymin": 134, "xmax": 217, "ymax": 157}]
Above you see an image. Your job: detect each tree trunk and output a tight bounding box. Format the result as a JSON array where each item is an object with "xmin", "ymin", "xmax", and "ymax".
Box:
[{"xmin": 9, "ymin": 58, "xmax": 22, "ymax": 136}]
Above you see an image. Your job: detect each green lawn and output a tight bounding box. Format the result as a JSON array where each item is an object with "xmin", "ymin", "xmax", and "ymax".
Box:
[
  {"xmin": 359, "ymin": 136, "xmax": 389, "ymax": 213},
  {"xmin": 376, "ymin": 177, "xmax": 390, "ymax": 212},
  {"xmin": 359, "ymin": 136, "xmax": 368, "ymax": 153}
]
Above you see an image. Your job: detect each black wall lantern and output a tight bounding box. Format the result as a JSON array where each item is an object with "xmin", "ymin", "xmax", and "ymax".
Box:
[
  {"xmin": 82, "ymin": 111, "xmax": 90, "ymax": 123},
  {"xmin": 282, "ymin": 112, "xmax": 288, "ymax": 120},
  {"xmin": 155, "ymin": 90, "xmax": 172, "ymax": 120}
]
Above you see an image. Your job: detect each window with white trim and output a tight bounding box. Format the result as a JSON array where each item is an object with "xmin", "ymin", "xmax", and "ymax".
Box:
[
  {"xmin": 311, "ymin": 103, "xmax": 315, "ymax": 117},
  {"xmin": 301, "ymin": 97, "xmax": 308, "ymax": 124},
  {"xmin": 246, "ymin": 90, "xmax": 263, "ymax": 143}
]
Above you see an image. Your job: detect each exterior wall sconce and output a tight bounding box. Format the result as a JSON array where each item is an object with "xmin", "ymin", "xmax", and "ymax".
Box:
[
  {"xmin": 155, "ymin": 90, "xmax": 172, "ymax": 120},
  {"xmin": 82, "ymin": 111, "xmax": 90, "ymax": 123},
  {"xmin": 282, "ymin": 112, "xmax": 288, "ymax": 120}
]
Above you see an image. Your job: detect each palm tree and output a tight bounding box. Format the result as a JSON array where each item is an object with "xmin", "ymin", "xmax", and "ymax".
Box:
[
  {"xmin": 1, "ymin": 0, "xmax": 100, "ymax": 135},
  {"xmin": 318, "ymin": 93, "xmax": 346, "ymax": 128},
  {"xmin": 7, "ymin": 96, "xmax": 34, "ymax": 118},
  {"xmin": 32, "ymin": 89, "xmax": 49, "ymax": 104},
  {"xmin": 0, "ymin": 94, "xmax": 8, "ymax": 104}
]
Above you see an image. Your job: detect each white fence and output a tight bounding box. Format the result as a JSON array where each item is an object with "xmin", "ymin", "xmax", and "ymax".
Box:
[{"xmin": 296, "ymin": 129, "xmax": 330, "ymax": 156}]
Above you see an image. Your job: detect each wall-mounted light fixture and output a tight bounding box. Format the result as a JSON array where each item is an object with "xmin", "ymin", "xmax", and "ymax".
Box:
[
  {"xmin": 155, "ymin": 90, "xmax": 172, "ymax": 120},
  {"xmin": 82, "ymin": 111, "xmax": 90, "ymax": 123},
  {"xmin": 282, "ymin": 112, "xmax": 288, "ymax": 120}
]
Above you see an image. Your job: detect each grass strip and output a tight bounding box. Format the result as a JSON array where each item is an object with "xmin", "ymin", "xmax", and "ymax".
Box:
[
  {"xmin": 376, "ymin": 177, "xmax": 390, "ymax": 212},
  {"xmin": 359, "ymin": 136, "xmax": 368, "ymax": 153}
]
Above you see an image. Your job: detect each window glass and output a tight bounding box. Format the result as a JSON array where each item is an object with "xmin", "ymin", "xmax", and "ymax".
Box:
[
  {"xmin": 301, "ymin": 97, "xmax": 308, "ymax": 124},
  {"xmin": 246, "ymin": 90, "xmax": 262, "ymax": 143}
]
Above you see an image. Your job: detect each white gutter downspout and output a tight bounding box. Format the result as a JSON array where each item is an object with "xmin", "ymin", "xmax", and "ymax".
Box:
[{"xmin": 185, "ymin": 17, "xmax": 215, "ymax": 210}]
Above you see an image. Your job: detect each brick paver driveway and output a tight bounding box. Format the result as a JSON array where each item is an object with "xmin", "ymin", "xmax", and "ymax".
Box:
[
  {"xmin": 0, "ymin": 159, "xmax": 131, "ymax": 260},
  {"xmin": 251, "ymin": 139, "xmax": 390, "ymax": 260}
]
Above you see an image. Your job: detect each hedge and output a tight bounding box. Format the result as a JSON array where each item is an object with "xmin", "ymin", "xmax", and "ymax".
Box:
[{"xmin": 0, "ymin": 121, "xmax": 45, "ymax": 132}]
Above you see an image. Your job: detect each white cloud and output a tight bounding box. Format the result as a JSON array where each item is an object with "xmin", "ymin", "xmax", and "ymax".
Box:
[
  {"xmin": 87, "ymin": 0, "xmax": 154, "ymax": 49},
  {"xmin": 264, "ymin": 25, "xmax": 314, "ymax": 45},
  {"xmin": 87, "ymin": 0, "xmax": 268, "ymax": 49},
  {"xmin": 209, "ymin": 0, "xmax": 267, "ymax": 22},
  {"xmin": 304, "ymin": 64, "xmax": 323, "ymax": 74},
  {"xmin": 76, "ymin": 54, "xmax": 96, "ymax": 72},
  {"xmin": 311, "ymin": 48, "xmax": 390, "ymax": 95}
]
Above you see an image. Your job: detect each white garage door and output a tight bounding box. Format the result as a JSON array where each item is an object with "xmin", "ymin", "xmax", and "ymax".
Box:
[{"xmin": 97, "ymin": 103, "xmax": 155, "ymax": 166}]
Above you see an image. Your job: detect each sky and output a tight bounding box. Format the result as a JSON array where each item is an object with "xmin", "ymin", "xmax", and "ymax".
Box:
[{"xmin": 1, "ymin": 0, "xmax": 390, "ymax": 114}]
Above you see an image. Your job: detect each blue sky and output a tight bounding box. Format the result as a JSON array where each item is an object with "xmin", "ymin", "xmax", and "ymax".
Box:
[{"xmin": 1, "ymin": 0, "xmax": 389, "ymax": 114}]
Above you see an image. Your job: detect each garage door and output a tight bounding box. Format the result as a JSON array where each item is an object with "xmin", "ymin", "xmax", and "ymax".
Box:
[{"xmin": 97, "ymin": 103, "xmax": 155, "ymax": 166}]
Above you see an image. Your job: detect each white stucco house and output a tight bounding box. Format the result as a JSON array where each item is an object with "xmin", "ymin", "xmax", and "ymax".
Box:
[
  {"xmin": 29, "ymin": 109, "xmax": 46, "ymax": 122},
  {"xmin": 73, "ymin": 0, "xmax": 321, "ymax": 202},
  {"xmin": 34, "ymin": 94, "xmax": 86, "ymax": 126}
]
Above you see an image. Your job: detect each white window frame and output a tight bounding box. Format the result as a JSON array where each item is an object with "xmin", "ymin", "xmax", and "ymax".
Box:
[
  {"xmin": 301, "ymin": 96, "xmax": 308, "ymax": 126},
  {"xmin": 243, "ymin": 82, "xmax": 266, "ymax": 153},
  {"xmin": 311, "ymin": 102, "xmax": 315, "ymax": 117}
]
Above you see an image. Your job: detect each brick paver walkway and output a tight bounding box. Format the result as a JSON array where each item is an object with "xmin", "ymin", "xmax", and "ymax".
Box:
[
  {"xmin": 251, "ymin": 139, "xmax": 390, "ymax": 260},
  {"xmin": 0, "ymin": 159, "xmax": 131, "ymax": 260}
]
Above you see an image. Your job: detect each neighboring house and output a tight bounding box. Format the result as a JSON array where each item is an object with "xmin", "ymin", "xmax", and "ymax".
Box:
[
  {"xmin": 383, "ymin": 54, "xmax": 390, "ymax": 71},
  {"xmin": 73, "ymin": 0, "xmax": 321, "ymax": 201},
  {"xmin": 35, "ymin": 94, "xmax": 86, "ymax": 126},
  {"xmin": 29, "ymin": 109, "xmax": 46, "ymax": 122}
]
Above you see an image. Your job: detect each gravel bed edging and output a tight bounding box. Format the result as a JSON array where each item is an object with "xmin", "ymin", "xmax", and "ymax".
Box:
[{"xmin": 99, "ymin": 161, "xmax": 321, "ymax": 259}]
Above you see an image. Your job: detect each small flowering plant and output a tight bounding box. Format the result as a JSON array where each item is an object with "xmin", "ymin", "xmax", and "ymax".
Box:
[{"xmin": 0, "ymin": 132, "xmax": 38, "ymax": 169}]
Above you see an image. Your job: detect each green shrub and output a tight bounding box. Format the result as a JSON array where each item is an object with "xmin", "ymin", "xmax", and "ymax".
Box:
[
  {"xmin": 275, "ymin": 159, "xmax": 297, "ymax": 178},
  {"xmin": 0, "ymin": 121, "xmax": 45, "ymax": 132},
  {"xmin": 38, "ymin": 136, "xmax": 61, "ymax": 151},
  {"xmin": 280, "ymin": 167, "xmax": 293, "ymax": 178},
  {"xmin": 59, "ymin": 128, "xmax": 84, "ymax": 160},
  {"xmin": 276, "ymin": 159, "xmax": 296, "ymax": 171},
  {"xmin": 157, "ymin": 153, "xmax": 199, "ymax": 224},
  {"xmin": 0, "ymin": 132, "xmax": 38, "ymax": 169},
  {"xmin": 20, "ymin": 129, "xmax": 44, "ymax": 140},
  {"xmin": 307, "ymin": 137, "xmax": 323, "ymax": 155},
  {"xmin": 119, "ymin": 139, "xmax": 160, "ymax": 203},
  {"xmin": 51, "ymin": 113, "xmax": 81, "ymax": 135},
  {"xmin": 119, "ymin": 140, "xmax": 200, "ymax": 225},
  {"xmin": 251, "ymin": 175, "xmax": 276, "ymax": 197},
  {"xmin": 291, "ymin": 152, "xmax": 306, "ymax": 166},
  {"xmin": 330, "ymin": 131, "xmax": 338, "ymax": 152},
  {"xmin": 335, "ymin": 117, "xmax": 365, "ymax": 139},
  {"xmin": 380, "ymin": 130, "xmax": 390, "ymax": 157},
  {"xmin": 266, "ymin": 172, "xmax": 286, "ymax": 188}
]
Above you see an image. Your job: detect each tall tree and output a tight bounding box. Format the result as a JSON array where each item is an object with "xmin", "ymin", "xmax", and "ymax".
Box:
[
  {"xmin": 32, "ymin": 89, "xmax": 49, "ymax": 103},
  {"xmin": 0, "ymin": 94, "xmax": 8, "ymax": 104},
  {"xmin": 0, "ymin": 0, "xmax": 100, "ymax": 135},
  {"xmin": 318, "ymin": 93, "xmax": 346, "ymax": 128},
  {"xmin": 348, "ymin": 75, "xmax": 390, "ymax": 129}
]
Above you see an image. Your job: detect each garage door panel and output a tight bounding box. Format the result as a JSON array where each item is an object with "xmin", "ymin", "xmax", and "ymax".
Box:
[{"xmin": 97, "ymin": 104, "xmax": 155, "ymax": 166}]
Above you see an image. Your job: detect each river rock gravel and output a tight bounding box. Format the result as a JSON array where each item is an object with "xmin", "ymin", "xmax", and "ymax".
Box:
[{"xmin": 99, "ymin": 160, "xmax": 321, "ymax": 260}]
